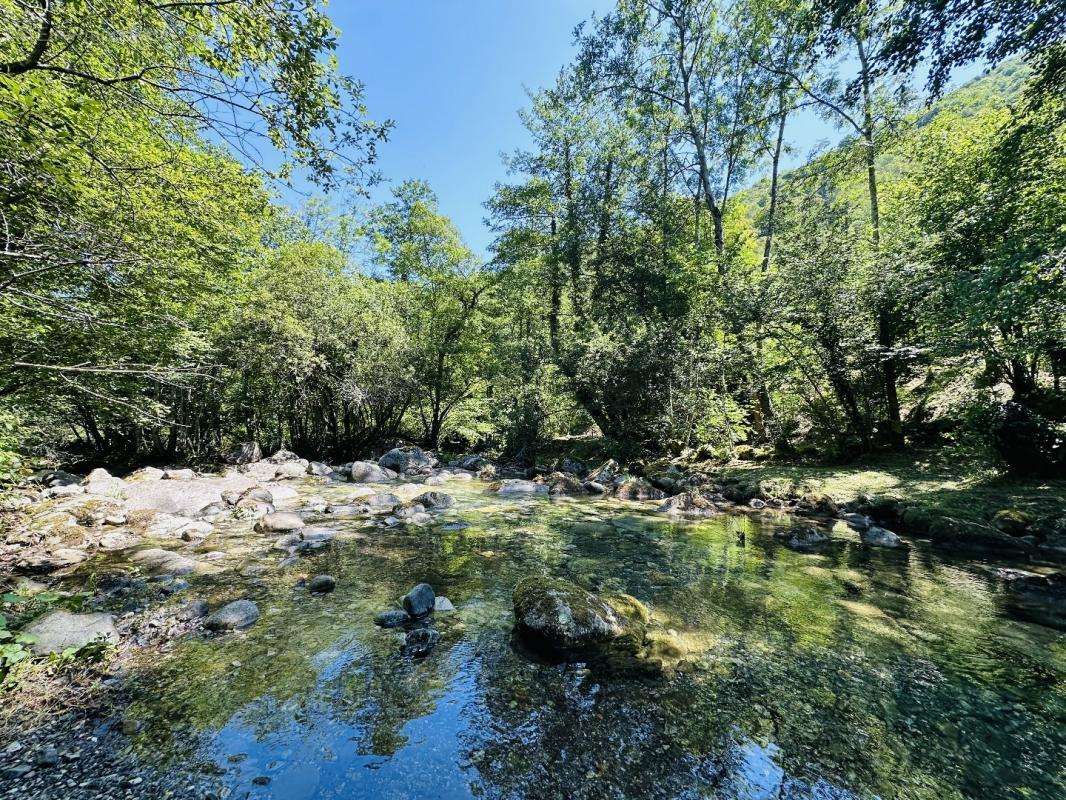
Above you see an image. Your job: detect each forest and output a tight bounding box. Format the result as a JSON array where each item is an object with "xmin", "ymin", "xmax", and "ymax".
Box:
[
  {"xmin": 0, "ymin": 0, "xmax": 1062, "ymax": 479},
  {"xmin": 0, "ymin": 3, "xmax": 1064, "ymax": 800}
]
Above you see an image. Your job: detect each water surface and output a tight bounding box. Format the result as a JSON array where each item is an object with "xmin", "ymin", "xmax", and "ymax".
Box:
[{"xmin": 120, "ymin": 478, "xmax": 1064, "ymax": 799}]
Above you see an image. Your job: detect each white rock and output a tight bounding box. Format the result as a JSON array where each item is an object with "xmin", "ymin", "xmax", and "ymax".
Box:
[
  {"xmin": 23, "ymin": 610, "xmax": 118, "ymax": 656},
  {"xmin": 496, "ymin": 479, "xmax": 547, "ymax": 495},
  {"xmin": 861, "ymin": 526, "xmax": 906, "ymax": 548}
]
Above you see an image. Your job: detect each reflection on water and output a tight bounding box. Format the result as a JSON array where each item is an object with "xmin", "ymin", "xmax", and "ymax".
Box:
[{"xmin": 121, "ymin": 479, "xmax": 1065, "ymax": 799}]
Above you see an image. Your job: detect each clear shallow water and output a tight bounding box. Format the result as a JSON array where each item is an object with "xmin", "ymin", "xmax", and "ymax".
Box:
[{"xmin": 119, "ymin": 479, "xmax": 1064, "ymax": 800}]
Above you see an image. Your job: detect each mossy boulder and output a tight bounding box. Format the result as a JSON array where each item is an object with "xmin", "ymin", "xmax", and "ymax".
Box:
[
  {"xmin": 614, "ymin": 478, "xmax": 665, "ymax": 501},
  {"xmin": 992, "ymin": 509, "xmax": 1035, "ymax": 537},
  {"xmin": 547, "ymin": 472, "xmax": 586, "ymax": 496},
  {"xmin": 512, "ymin": 577, "xmax": 648, "ymax": 666},
  {"xmin": 796, "ymin": 493, "xmax": 839, "ymax": 516},
  {"xmin": 773, "ymin": 525, "xmax": 830, "ymax": 551},
  {"xmin": 901, "ymin": 506, "xmax": 934, "ymax": 534},
  {"xmin": 658, "ymin": 491, "xmax": 718, "ymax": 518}
]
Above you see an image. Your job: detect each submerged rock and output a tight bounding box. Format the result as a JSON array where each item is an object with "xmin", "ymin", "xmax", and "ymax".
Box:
[
  {"xmin": 512, "ymin": 576, "xmax": 644, "ymax": 659},
  {"xmin": 403, "ymin": 627, "xmax": 440, "ymax": 657},
  {"xmin": 22, "ymin": 610, "xmax": 119, "ymax": 656},
  {"xmin": 374, "ymin": 609, "xmax": 411, "ymax": 628},
  {"xmin": 402, "ymin": 583, "xmax": 436, "ymax": 617},
  {"xmin": 861, "ymin": 526, "xmax": 906, "ymax": 548},
  {"xmin": 994, "ymin": 569, "xmax": 1066, "ymax": 630},
  {"xmin": 308, "ymin": 574, "xmax": 336, "ymax": 594},
  {"xmin": 840, "ymin": 512, "xmax": 872, "ymax": 530},
  {"xmin": 176, "ymin": 599, "xmax": 209, "ymax": 621},
  {"xmin": 496, "ymin": 479, "xmax": 547, "ymax": 495},
  {"xmin": 774, "ymin": 525, "xmax": 830, "ymax": 551},
  {"xmin": 366, "ymin": 493, "xmax": 403, "ymax": 514},
  {"xmin": 131, "ymin": 548, "xmax": 203, "ymax": 575},
  {"xmin": 296, "ymin": 528, "xmax": 334, "ymax": 553},
  {"xmin": 204, "ymin": 599, "xmax": 260, "ymax": 631}
]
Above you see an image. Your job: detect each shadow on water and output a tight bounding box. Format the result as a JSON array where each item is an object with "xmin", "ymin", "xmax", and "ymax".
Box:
[{"xmin": 106, "ymin": 479, "xmax": 1062, "ymax": 799}]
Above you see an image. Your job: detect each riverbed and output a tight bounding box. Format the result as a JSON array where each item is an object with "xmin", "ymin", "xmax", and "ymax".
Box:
[{"xmin": 10, "ymin": 474, "xmax": 1066, "ymax": 799}]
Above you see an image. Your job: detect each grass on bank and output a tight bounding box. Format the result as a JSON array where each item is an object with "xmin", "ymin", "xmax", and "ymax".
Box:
[{"xmin": 714, "ymin": 450, "xmax": 1064, "ymax": 538}]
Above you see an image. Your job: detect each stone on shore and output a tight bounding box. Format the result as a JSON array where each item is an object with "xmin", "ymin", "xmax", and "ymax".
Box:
[
  {"xmin": 861, "ymin": 526, "xmax": 906, "ymax": 548},
  {"xmin": 204, "ymin": 599, "xmax": 260, "ymax": 631},
  {"xmin": 23, "ymin": 610, "xmax": 119, "ymax": 656},
  {"xmin": 254, "ymin": 512, "xmax": 305, "ymax": 533}
]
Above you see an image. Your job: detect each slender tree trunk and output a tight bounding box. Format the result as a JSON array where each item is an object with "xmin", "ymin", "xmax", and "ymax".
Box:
[
  {"xmin": 855, "ymin": 31, "xmax": 902, "ymax": 446},
  {"xmin": 752, "ymin": 92, "xmax": 790, "ymax": 440}
]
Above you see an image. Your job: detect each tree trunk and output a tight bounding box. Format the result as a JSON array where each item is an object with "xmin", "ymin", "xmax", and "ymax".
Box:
[{"xmin": 854, "ymin": 30, "xmax": 902, "ymax": 447}]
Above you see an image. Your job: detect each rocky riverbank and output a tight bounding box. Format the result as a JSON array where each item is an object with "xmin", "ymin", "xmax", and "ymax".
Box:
[{"xmin": 1, "ymin": 445, "xmax": 1064, "ymax": 796}]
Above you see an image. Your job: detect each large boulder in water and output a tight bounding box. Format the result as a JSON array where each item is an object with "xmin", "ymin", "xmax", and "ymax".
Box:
[
  {"xmin": 547, "ymin": 472, "xmax": 586, "ymax": 496},
  {"xmin": 402, "ymin": 583, "xmax": 436, "ymax": 617},
  {"xmin": 349, "ymin": 460, "xmax": 392, "ymax": 483},
  {"xmin": 861, "ymin": 526, "xmax": 906, "ymax": 548},
  {"xmin": 412, "ymin": 491, "xmax": 454, "ymax": 509},
  {"xmin": 773, "ymin": 525, "xmax": 830, "ymax": 552},
  {"xmin": 123, "ymin": 475, "xmax": 257, "ymax": 517},
  {"xmin": 378, "ymin": 446, "xmax": 438, "ymax": 475},
  {"xmin": 658, "ymin": 491, "xmax": 717, "ymax": 518},
  {"xmin": 512, "ymin": 576, "xmax": 646, "ymax": 661}
]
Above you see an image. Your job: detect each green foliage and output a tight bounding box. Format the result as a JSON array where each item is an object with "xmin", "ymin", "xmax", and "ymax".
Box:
[{"xmin": 0, "ymin": 1, "xmax": 1060, "ymax": 473}]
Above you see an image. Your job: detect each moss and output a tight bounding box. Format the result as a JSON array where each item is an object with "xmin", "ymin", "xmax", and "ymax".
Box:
[
  {"xmin": 717, "ymin": 451, "xmax": 1066, "ymax": 552},
  {"xmin": 992, "ymin": 509, "xmax": 1035, "ymax": 536},
  {"xmin": 609, "ymin": 593, "xmax": 651, "ymax": 625},
  {"xmin": 901, "ymin": 506, "xmax": 934, "ymax": 533}
]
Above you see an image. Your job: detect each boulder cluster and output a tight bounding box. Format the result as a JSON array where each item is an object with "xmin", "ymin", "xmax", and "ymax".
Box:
[{"xmin": 373, "ymin": 582, "xmax": 456, "ymax": 658}]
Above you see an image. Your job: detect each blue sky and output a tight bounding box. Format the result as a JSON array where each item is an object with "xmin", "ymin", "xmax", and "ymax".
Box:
[
  {"xmin": 316, "ymin": 2, "xmax": 973, "ymax": 258},
  {"xmin": 324, "ymin": 1, "xmax": 617, "ymax": 256}
]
